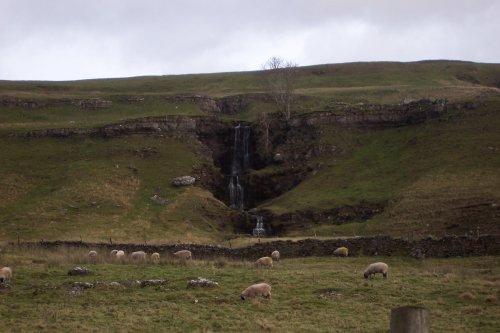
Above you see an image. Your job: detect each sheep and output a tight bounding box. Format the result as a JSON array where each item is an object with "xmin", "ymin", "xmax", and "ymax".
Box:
[
  {"xmin": 130, "ymin": 251, "xmax": 147, "ymax": 262},
  {"xmin": 333, "ymin": 247, "xmax": 349, "ymax": 257},
  {"xmin": 255, "ymin": 256, "xmax": 273, "ymax": 268},
  {"xmin": 271, "ymin": 250, "xmax": 280, "ymax": 261},
  {"xmin": 110, "ymin": 249, "xmax": 118, "ymax": 257},
  {"xmin": 151, "ymin": 252, "xmax": 160, "ymax": 263},
  {"xmin": 363, "ymin": 262, "xmax": 389, "ymax": 279},
  {"xmin": 240, "ymin": 283, "xmax": 272, "ymax": 300},
  {"xmin": 88, "ymin": 250, "xmax": 98, "ymax": 263},
  {"xmin": 173, "ymin": 250, "xmax": 192, "ymax": 260},
  {"xmin": 0, "ymin": 267, "xmax": 12, "ymax": 284},
  {"xmin": 115, "ymin": 250, "xmax": 125, "ymax": 261}
]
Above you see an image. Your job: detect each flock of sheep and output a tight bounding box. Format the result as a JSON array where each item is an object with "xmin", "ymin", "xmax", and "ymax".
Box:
[
  {"xmin": 80, "ymin": 245, "xmax": 388, "ymax": 300},
  {"xmin": 0, "ymin": 246, "xmax": 389, "ymax": 300},
  {"xmin": 87, "ymin": 248, "xmax": 193, "ymax": 263}
]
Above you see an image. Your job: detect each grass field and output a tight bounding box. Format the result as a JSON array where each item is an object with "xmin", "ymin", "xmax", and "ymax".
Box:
[{"xmin": 0, "ymin": 246, "xmax": 498, "ymax": 332}]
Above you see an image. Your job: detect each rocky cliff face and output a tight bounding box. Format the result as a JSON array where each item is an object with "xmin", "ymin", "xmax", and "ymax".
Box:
[
  {"xmin": 19, "ymin": 115, "xmax": 227, "ymax": 138},
  {"xmin": 164, "ymin": 93, "xmax": 276, "ymax": 114},
  {"xmin": 0, "ymin": 97, "xmax": 114, "ymax": 109},
  {"xmin": 291, "ymin": 98, "xmax": 449, "ymax": 128}
]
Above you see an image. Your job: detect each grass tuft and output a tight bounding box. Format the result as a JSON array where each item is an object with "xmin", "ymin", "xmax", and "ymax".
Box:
[{"xmin": 459, "ymin": 291, "xmax": 476, "ymax": 300}]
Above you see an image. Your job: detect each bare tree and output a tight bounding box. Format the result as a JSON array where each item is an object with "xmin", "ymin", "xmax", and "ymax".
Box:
[{"xmin": 262, "ymin": 56, "xmax": 299, "ymax": 121}]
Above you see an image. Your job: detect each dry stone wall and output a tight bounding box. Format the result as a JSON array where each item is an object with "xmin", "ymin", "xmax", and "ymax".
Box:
[{"xmin": 18, "ymin": 235, "xmax": 499, "ymax": 260}]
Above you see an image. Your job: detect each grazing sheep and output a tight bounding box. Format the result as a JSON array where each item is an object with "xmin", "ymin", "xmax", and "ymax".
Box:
[
  {"xmin": 0, "ymin": 267, "xmax": 12, "ymax": 284},
  {"xmin": 333, "ymin": 247, "xmax": 349, "ymax": 257},
  {"xmin": 88, "ymin": 250, "xmax": 98, "ymax": 263},
  {"xmin": 363, "ymin": 262, "xmax": 389, "ymax": 279},
  {"xmin": 240, "ymin": 283, "xmax": 272, "ymax": 300},
  {"xmin": 255, "ymin": 256, "xmax": 273, "ymax": 268},
  {"xmin": 271, "ymin": 250, "xmax": 280, "ymax": 261},
  {"xmin": 115, "ymin": 250, "xmax": 125, "ymax": 261},
  {"xmin": 130, "ymin": 251, "xmax": 147, "ymax": 262},
  {"xmin": 151, "ymin": 252, "xmax": 160, "ymax": 263},
  {"xmin": 173, "ymin": 250, "xmax": 192, "ymax": 260},
  {"xmin": 110, "ymin": 249, "xmax": 118, "ymax": 257}
]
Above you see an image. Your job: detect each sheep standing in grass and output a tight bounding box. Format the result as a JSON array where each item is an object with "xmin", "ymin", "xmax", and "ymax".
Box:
[
  {"xmin": 363, "ymin": 262, "xmax": 389, "ymax": 279},
  {"xmin": 174, "ymin": 250, "xmax": 192, "ymax": 260},
  {"xmin": 240, "ymin": 283, "xmax": 272, "ymax": 300},
  {"xmin": 88, "ymin": 250, "xmax": 98, "ymax": 263},
  {"xmin": 333, "ymin": 247, "xmax": 349, "ymax": 257},
  {"xmin": 110, "ymin": 249, "xmax": 118, "ymax": 257},
  {"xmin": 151, "ymin": 252, "xmax": 160, "ymax": 263},
  {"xmin": 115, "ymin": 250, "xmax": 125, "ymax": 261},
  {"xmin": 255, "ymin": 256, "xmax": 273, "ymax": 268},
  {"xmin": 271, "ymin": 250, "xmax": 280, "ymax": 261},
  {"xmin": 0, "ymin": 267, "xmax": 12, "ymax": 284},
  {"xmin": 130, "ymin": 251, "xmax": 147, "ymax": 262}
]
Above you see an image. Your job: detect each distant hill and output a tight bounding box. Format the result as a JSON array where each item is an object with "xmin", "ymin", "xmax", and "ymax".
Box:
[{"xmin": 0, "ymin": 60, "xmax": 499, "ymax": 243}]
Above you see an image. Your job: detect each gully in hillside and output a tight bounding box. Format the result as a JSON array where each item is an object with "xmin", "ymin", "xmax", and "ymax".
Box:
[{"xmin": 227, "ymin": 124, "xmax": 266, "ymax": 236}]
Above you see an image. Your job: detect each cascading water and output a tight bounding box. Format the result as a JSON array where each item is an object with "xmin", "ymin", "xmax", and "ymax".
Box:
[
  {"xmin": 252, "ymin": 215, "xmax": 266, "ymax": 237},
  {"xmin": 228, "ymin": 124, "xmax": 251, "ymax": 209},
  {"xmin": 227, "ymin": 124, "xmax": 266, "ymax": 236}
]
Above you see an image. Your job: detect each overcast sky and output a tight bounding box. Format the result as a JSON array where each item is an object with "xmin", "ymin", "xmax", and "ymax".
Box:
[{"xmin": 1, "ymin": 0, "xmax": 499, "ymax": 81}]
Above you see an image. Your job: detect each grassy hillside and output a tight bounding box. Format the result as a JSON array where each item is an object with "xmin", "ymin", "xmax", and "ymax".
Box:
[
  {"xmin": 0, "ymin": 135, "xmax": 232, "ymax": 243},
  {"xmin": 2, "ymin": 60, "xmax": 499, "ymax": 97},
  {"xmin": 1, "ymin": 60, "xmax": 499, "ymax": 132},
  {"xmin": 260, "ymin": 102, "xmax": 500, "ymax": 238},
  {"xmin": 0, "ymin": 60, "xmax": 499, "ymax": 242},
  {"xmin": 0, "ymin": 247, "xmax": 498, "ymax": 332}
]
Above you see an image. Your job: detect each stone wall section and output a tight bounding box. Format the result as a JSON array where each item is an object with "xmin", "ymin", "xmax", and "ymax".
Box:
[{"xmin": 18, "ymin": 235, "xmax": 499, "ymax": 260}]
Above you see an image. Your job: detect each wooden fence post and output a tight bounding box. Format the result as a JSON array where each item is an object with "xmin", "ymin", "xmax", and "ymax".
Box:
[{"xmin": 390, "ymin": 306, "xmax": 429, "ymax": 333}]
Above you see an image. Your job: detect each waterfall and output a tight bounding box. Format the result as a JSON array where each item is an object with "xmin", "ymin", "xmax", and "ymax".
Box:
[
  {"xmin": 252, "ymin": 215, "xmax": 266, "ymax": 237},
  {"xmin": 228, "ymin": 124, "xmax": 251, "ymax": 209},
  {"xmin": 227, "ymin": 124, "xmax": 267, "ymax": 236}
]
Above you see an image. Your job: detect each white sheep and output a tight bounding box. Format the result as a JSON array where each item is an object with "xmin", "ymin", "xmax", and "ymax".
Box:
[
  {"xmin": 333, "ymin": 247, "xmax": 349, "ymax": 257},
  {"xmin": 255, "ymin": 256, "xmax": 273, "ymax": 268},
  {"xmin": 130, "ymin": 251, "xmax": 147, "ymax": 262},
  {"xmin": 173, "ymin": 250, "xmax": 192, "ymax": 260},
  {"xmin": 271, "ymin": 250, "xmax": 280, "ymax": 261},
  {"xmin": 363, "ymin": 262, "xmax": 389, "ymax": 279},
  {"xmin": 151, "ymin": 252, "xmax": 160, "ymax": 263},
  {"xmin": 115, "ymin": 250, "xmax": 125, "ymax": 261},
  {"xmin": 110, "ymin": 249, "xmax": 118, "ymax": 257},
  {"xmin": 88, "ymin": 250, "xmax": 98, "ymax": 263},
  {"xmin": 240, "ymin": 282, "xmax": 272, "ymax": 300},
  {"xmin": 0, "ymin": 267, "xmax": 12, "ymax": 284}
]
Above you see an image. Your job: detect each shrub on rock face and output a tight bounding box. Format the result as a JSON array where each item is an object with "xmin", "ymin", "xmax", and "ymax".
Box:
[{"xmin": 171, "ymin": 176, "xmax": 196, "ymax": 187}]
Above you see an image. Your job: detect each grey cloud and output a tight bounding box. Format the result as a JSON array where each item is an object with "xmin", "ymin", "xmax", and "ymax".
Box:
[{"xmin": 1, "ymin": 0, "xmax": 498, "ymax": 80}]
